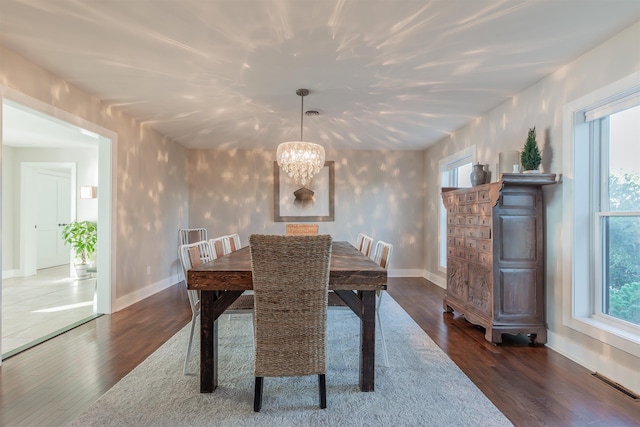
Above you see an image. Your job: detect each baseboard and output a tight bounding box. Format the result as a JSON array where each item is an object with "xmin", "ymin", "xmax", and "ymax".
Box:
[
  {"xmin": 114, "ymin": 274, "xmax": 180, "ymax": 312},
  {"xmin": 388, "ymin": 268, "xmax": 424, "ymax": 277},
  {"xmin": 2, "ymin": 269, "xmax": 21, "ymax": 280},
  {"xmin": 547, "ymin": 330, "xmax": 640, "ymax": 396},
  {"xmin": 424, "ymin": 269, "xmax": 446, "ymax": 288}
]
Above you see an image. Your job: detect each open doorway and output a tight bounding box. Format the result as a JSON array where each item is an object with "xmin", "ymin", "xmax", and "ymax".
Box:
[{"xmin": 1, "ymin": 92, "xmax": 115, "ymax": 359}]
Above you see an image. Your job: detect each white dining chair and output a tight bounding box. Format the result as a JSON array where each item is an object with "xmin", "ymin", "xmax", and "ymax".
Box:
[
  {"xmin": 372, "ymin": 240, "xmax": 393, "ymax": 367},
  {"xmin": 179, "ymin": 240, "xmax": 254, "ymax": 374},
  {"xmin": 225, "ymin": 233, "xmax": 242, "ymax": 252},
  {"xmin": 358, "ymin": 234, "xmax": 373, "ymax": 257},
  {"xmin": 179, "ymin": 228, "xmax": 208, "ymax": 245},
  {"xmin": 178, "ymin": 240, "xmax": 215, "ymax": 375},
  {"xmin": 208, "ymin": 236, "xmax": 229, "ymax": 257}
]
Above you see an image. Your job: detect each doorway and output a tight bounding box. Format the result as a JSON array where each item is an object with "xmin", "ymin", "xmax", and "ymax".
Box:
[{"xmin": 1, "ymin": 90, "xmax": 116, "ymax": 360}]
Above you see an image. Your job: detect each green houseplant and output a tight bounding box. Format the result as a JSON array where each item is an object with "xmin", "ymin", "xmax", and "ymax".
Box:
[
  {"xmin": 61, "ymin": 220, "xmax": 97, "ymax": 278},
  {"xmin": 521, "ymin": 127, "xmax": 542, "ymax": 172}
]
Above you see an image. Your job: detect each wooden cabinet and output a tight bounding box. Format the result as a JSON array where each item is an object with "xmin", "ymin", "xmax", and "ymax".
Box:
[{"xmin": 441, "ymin": 173, "xmax": 556, "ymax": 344}]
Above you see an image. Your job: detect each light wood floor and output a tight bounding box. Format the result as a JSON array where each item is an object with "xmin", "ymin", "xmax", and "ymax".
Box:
[
  {"xmin": 2, "ymin": 265, "xmax": 97, "ymax": 357},
  {"xmin": 0, "ymin": 278, "xmax": 638, "ymax": 426}
]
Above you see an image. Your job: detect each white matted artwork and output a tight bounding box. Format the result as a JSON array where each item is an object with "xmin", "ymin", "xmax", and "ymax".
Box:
[{"xmin": 274, "ymin": 160, "xmax": 335, "ymax": 222}]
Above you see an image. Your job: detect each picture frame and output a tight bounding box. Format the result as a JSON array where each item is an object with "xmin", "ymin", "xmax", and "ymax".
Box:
[{"xmin": 274, "ymin": 160, "xmax": 335, "ymax": 222}]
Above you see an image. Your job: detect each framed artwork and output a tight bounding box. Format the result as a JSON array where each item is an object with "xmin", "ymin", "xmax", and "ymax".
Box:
[{"xmin": 274, "ymin": 160, "xmax": 335, "ymax": 222}]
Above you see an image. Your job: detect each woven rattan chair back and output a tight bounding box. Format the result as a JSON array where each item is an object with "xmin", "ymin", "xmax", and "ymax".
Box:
[
  {"xmin": 249, "ymin": 234, "xmax": 332, "ymax": 411},
  {"xmin": 285, "ymin": 223, "xmax": 319, "ymax": 236}
]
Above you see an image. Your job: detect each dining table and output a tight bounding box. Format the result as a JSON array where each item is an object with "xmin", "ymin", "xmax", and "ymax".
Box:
[{"xmin": 187, "ymin": 240, "xmax": 387, "ymax": 393}]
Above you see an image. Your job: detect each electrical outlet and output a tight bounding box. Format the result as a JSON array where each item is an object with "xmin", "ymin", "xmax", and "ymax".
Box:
[{"xmin": 147, "ymin": 266, "xmax": 151, "ymax": 275}]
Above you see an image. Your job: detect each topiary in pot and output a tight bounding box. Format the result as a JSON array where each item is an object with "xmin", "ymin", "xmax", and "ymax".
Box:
[{"xmin": 521, "ymin": 127, "xmax": 542, "ymax": 172}]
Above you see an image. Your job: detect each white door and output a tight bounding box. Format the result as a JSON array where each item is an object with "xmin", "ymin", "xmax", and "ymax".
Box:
[{"xmin": 36, "ymin": 171, "xmax": 71, "ymax": 269}]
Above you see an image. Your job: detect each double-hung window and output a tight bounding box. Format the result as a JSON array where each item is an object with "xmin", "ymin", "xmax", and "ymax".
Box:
[
  {"xmin": 590, "ymin": 100, "xmax": 640, "ymax": 328},
  {"xmin": 564, "ymin": 73, "xmax": 640, "ymax": 353},
  {"xmin": 438, "ymin": 146, "xmax": 474, "ymax": 271}
]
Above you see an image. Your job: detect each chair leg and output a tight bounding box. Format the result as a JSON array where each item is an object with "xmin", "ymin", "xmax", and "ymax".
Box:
[
  {"xmin": 254, "ymin": 377, "xmax": 263, "ymax": 412},
  {"xmin": 319, "ymin": 374, "xmax": 326, "ymax": 409},
  {"xmin": 376, "ymin": 292, "xmax": 390, "ymax": 367},
  {"xmin": 183, "ymin": 314, "xmax": 197, "ymax": 375}
]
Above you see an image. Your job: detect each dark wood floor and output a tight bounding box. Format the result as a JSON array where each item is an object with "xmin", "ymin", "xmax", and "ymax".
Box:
[{"xmin": 1, "ymin": 278, "xmax": 638, "ymax": 426}]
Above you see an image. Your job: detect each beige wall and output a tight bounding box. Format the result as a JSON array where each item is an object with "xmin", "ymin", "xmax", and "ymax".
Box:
[
  {"xmin": 0, "ymin": 45, "xmax": 190, "ymax": 307},
  {"xmin": 187, "ymin": 149, "xmax": 425, "ymax": 273},
  {"xmin": 423, "ymin": 22, "xmax": 640, "ymax": 393}
]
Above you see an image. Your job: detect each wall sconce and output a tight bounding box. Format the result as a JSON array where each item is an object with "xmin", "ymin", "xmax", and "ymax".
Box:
[{"xmin": 80, "ymin": 186, "xmax": 97, "ymax": 199}]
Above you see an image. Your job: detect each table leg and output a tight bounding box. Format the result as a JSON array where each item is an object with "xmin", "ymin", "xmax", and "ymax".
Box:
[
  {"xmin": 200, "ymin": 291, "xmax": 218, "ymax": 393},
  {"xmin": 359, "ymin": 290, "xmax": 376, "ymax": 392}
]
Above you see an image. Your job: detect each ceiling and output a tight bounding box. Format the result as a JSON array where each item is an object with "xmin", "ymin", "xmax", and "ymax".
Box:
[{"xmin": 1, "ymin": 0, "xmax": 639, "ymax": 151}]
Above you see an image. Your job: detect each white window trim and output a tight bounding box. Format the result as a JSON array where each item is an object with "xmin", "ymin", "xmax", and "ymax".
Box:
[
  {"xmin": 562, "ymin": 71, "xmax": 640, "ymax": 357},
  {"xmin": 437, "ymin": 146, "xmax": 476, "ymax": 272}
]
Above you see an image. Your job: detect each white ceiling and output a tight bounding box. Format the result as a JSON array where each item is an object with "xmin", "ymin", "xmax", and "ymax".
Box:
[{"xmin": 1, "ymin": 0, "xmax": 639, "ymax": 151}]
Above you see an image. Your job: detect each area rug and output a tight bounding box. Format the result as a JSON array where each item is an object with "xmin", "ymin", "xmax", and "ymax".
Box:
[{"xmin": 69, "ymin": 295, "xmax": 512, "ymax": 426}]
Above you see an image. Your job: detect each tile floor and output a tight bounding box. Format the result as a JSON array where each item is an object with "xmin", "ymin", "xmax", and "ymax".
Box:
[{"xmin": 2, "ymin": 264, "xmax": 98, "ymax": 358}]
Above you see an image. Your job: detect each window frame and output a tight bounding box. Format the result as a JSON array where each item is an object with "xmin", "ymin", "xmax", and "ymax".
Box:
[
  {"xmin": 562, "ymin": 71, "xmax": 640, "ymax": 357},
  {"xmin": 438, "ymin": 146, "xmax": 475, "ymax": 272}
]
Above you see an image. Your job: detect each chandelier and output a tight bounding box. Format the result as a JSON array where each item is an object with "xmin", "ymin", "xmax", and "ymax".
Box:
[{"xmin": 276, "ymin": 89, "xmax": 325, "ymax": 186}]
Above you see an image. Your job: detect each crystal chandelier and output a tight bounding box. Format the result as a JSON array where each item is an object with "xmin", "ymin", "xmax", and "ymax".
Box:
[{"xmin": 276, "ymin": 89, "xmax": 325, "ymax": 186}]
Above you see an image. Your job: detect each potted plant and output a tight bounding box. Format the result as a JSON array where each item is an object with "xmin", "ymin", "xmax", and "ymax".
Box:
[
  {"xmin": 521, "ymin": 127, "xmax": 542, "ymax": 173},
  {"xmin": 61, "ymin": 220, "xmax": 97, "ymax": 279}
]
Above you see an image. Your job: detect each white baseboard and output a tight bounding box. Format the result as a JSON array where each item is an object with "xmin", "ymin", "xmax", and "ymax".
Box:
[
  {"xmin": 114, "ymin": 274, "xmax": 180, "ymax": 312},
  {"xmin": 2, "ymin": 269, "xmax": 21, "ymax": 280},
  {"xmin": 547, "ymin": 330, "xmax": 640, "ymax": 396},
  {"xmin": 424, "ymin": 269, "xmax": 446, "ymax": 288},
  {"xmin": 388, "ymin": 268, "xmax": 424, "ymax": 277}
]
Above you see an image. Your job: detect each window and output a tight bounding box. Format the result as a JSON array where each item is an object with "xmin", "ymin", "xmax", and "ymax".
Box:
[
  {"xmin": 563, "ymin": 72, "xmax": 640, "ymax": 355},
  {"xmin": 438, "ymin": 146, "xmax": 474, "ymax": 271},
  {"xmin": 592, "ymin": 104, "xmax": 640, "ymax": 327}
]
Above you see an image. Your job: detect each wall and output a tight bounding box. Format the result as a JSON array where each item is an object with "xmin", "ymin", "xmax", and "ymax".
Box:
[
  {"xmin": 1, "ymin": 145, "xmax": 14, "ymax": 275},
  {"xmin": 187, "ymin": 149, "xmax": 425, "ymax": 274},
  {"xmin": 0, "ymin": 45, "xmax": 190, "ymax": 308},
  {"xmin": 423, "ymin": 22, "xmax": 640, "ymax": 393}
]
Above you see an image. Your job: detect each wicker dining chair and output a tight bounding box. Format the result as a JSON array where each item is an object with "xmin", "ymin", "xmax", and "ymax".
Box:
[
  {"xmin": 249, "ymin": 234, "xmax": 333, "ymax": 412},
  {"xmin": 371, "ymin": 240, "xmax": 393, "ymax": 367},
  {"xmin": 285, "ymin": 223, "xmax": 319, "ymax": 236}
]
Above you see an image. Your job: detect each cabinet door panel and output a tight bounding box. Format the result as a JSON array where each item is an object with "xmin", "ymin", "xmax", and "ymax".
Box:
[
  {"xmin": 447, "ymin": 258, "xmax": 468, "ymax": 301},
  {"xmin": 497, "ymin": 268, "xmax": 538, "ymax": 320},
  {"xmin": 499, "ymin": 216, "xmax": 537, "ymax": 261},
  {"xmin": 468, "ymin": 263, "xmax": 492, "ymax": 315}
]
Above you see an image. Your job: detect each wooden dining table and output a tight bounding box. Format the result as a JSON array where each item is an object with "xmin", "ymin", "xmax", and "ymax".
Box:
[{"xmin": 187, "ymin": 241, "xmax": 387, "ymax": 393}]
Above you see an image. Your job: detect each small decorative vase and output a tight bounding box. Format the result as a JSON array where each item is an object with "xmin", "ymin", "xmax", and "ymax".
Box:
[
  {"xmin": 470, "ymin": 163, "xmax": 485, "ymax": 186},
  {"xmin": 482, "ymin": 164, "xmax": 490, "ymax": 183}
]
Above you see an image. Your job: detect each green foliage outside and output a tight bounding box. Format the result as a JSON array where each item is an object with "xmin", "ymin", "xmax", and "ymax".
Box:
[
  {"xmin": 521, "ymin": 127, "xmax": 542, "ymax": 171},
  {"xmin": 609, "ymin": 282, "xmax": 640, "ymax": 325},
  {"xmin": 61, "ymin": 220, "xmax": 97, "ymax": 265},
  {"xmin": 606, "ymin": 173, "xmax": 640, "ymax": 325}
]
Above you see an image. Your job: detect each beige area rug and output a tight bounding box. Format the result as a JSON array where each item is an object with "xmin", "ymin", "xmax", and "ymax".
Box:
[{"xmin": 69, "ymin": 295, "xmax": 512, "ymax": 426}]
